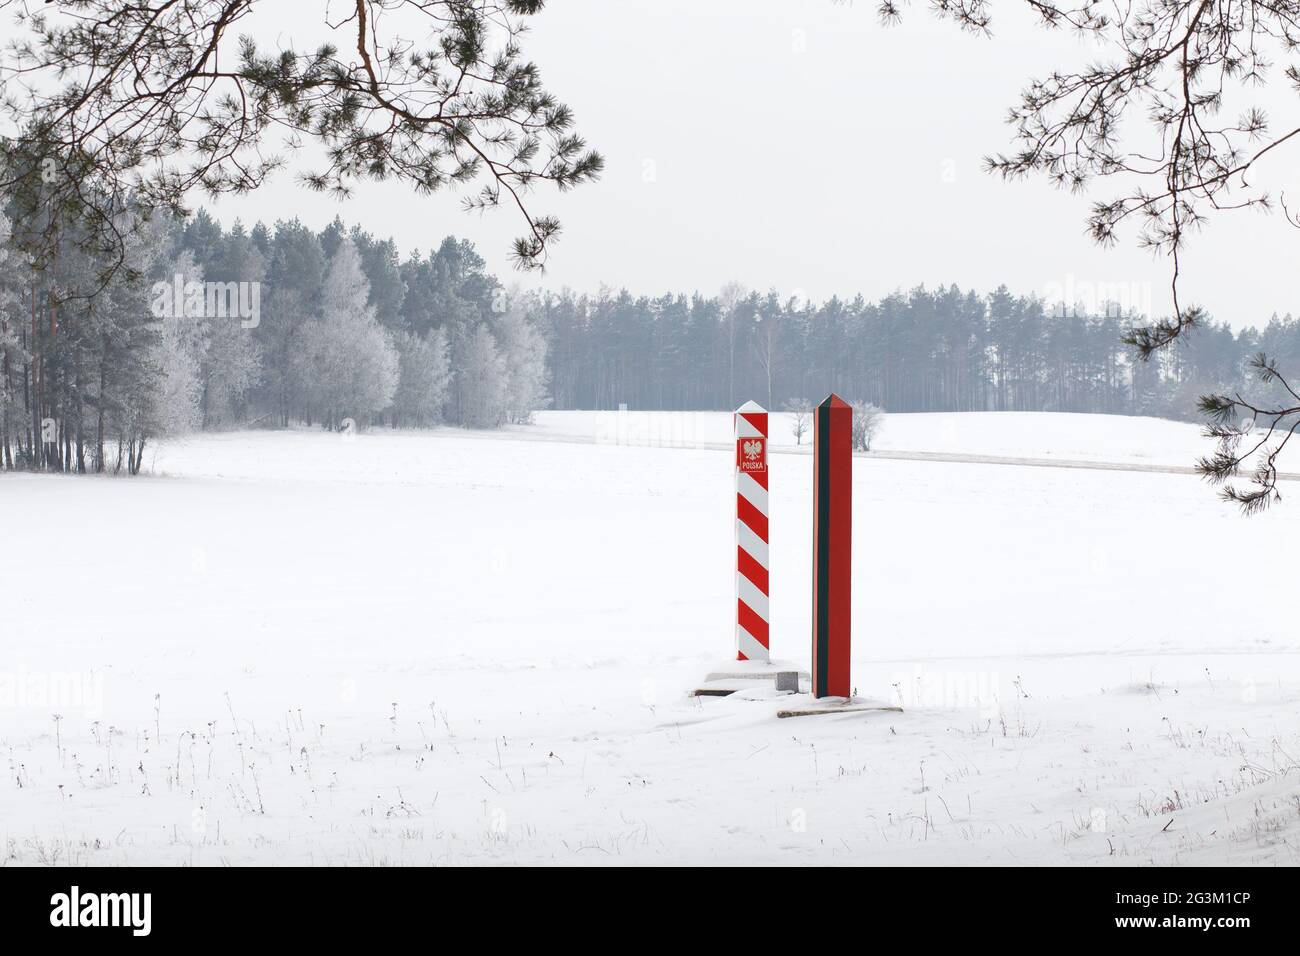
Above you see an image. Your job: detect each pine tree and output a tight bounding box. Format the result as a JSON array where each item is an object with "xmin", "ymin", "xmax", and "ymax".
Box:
[
  {"xmin": 0, "ymin": 1, "xmax": 601, "ymax": 281},
  {"xmin": 0, "ymin": 209, "xmax": 23, "ymax": 468}
]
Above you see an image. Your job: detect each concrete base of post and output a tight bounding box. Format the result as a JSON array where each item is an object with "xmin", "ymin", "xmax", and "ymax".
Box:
[
  {"xmin": 703, "ymin": 659, "xmax": 808, "ymax": 683},
  {"xmin": 692, "ymin": 659, "xmax": 808, "ymax": 697}
]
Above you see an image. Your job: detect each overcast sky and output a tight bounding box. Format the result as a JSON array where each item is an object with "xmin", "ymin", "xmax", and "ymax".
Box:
[{"xmin": 208, "ymin": 0, "xmax": 1300, "ymax": 328}]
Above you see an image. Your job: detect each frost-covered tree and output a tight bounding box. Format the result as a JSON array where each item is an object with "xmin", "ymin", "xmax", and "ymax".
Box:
[
  {"xmin": 457, "ymin": 325, "xmax": 508, "ymax": 429},
  {"xmin": 152, "ymin": 250, "xmax": 205, "ymax": 436},
  {"xmin": 321, "ymin": 238, "xmax": 371, "ymax": 322},
  {"xmin": 783, "ymin": 397, "xmax": 811, "ymax": 446},
  {"xmin": 495, "ymin": 298, "xmax": 550, "ymax": 424},
  {"xmin": 198, "ymin": 224, "xmax": 263, "ymax": 426},
  {"xmin": 352, "ymin": 226, "xmax": 406, "ymax": 330},
  {"xmin": 390, "ymin": 328, "xmax": 451, "ymax": 427},
  {"xmin": 850, "ymin": 401, "xmax": 885, "ymax": 452},
  {"xmin": 259, "ymin": 220, "xmax": 325, "ymax": 425},
  {"xmin": 291, "ymin": 238, "xmax": 398, "ymax": 429},
  {"xmin": 199, "ymin": 304, "xmax": 261, "ymax": 427}
]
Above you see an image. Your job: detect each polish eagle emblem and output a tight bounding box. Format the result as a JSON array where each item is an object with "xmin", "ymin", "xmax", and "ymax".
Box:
[{"xmin": 743, "ymin": 439, "xmax": 764, "ymax": 461}]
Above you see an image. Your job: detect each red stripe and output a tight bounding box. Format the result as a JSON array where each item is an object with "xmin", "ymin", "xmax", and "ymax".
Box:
[
  {"xmin": 737, "ymin": 494, "xmax": 768, "ymax": 541},
  {"xmin": 737, "ymin": 600, "xmax": 769, "ymax": 644},
  {"xmin": 738, "ymin": 411, "xmax": 767, "ymax": 434},
  {"xmin": 736, "ymin": 547, "xmax": 769, "ymax": 595}
]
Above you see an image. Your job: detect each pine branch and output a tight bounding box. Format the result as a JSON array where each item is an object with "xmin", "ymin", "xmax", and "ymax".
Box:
[{"xmin": 0, "ymin": 0, "xmax": 601, "ymax": 278}]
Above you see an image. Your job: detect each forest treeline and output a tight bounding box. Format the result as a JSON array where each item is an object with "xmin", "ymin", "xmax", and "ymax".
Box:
[
  {"xmin": 542, "ymin": 284, "xmax": 1278, "ymax": 420},
  {"xmin": 3, "ymin": 205, "xmax": 1297, "ymax": 474},
  {"xmin": 0, "ymin": 207, "xmax": 548, "ymax": 472}
]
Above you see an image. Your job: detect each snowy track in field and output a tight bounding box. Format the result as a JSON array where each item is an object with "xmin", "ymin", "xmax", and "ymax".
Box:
[
  {"xmin": 497, "ymin": 426, "xmax": 1300, "ymax": 481},
  {"xmin": 510, "ymin": 409, "xmax": 1300, "ymax": 481},
  {"xmin": 859, "ymin": 447, "xmax": 1300, "ymax": 480}
]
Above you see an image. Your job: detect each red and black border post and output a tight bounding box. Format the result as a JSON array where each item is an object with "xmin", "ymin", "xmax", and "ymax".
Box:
[{"xmin": 812, "ymin": 394, "xmax": 852, "ymax": 698}]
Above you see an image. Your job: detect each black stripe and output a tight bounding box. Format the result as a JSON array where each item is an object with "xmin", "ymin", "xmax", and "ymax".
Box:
[{"xmin": 814, "ymin": 402, "xmax": 830, "ymax": 697}]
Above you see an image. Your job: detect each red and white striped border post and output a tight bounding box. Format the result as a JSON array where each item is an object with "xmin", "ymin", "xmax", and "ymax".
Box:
[{"xmin": 735, "ymin": 401, "xmax": 769, "ymax": 662}]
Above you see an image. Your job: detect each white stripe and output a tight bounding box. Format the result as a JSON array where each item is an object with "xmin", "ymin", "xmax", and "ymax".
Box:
[
  {"xmin": 737, "ymin": 575, "xmax": 769, "ymax": 621},
  {"xmin": 735, "ymin": 416, "xmax": 765, "ymax": 439},
  {"xmin": 736, "ymin": 625, "xmax": 769, "ymax": 662},
  {"xmin": 737, "ymin": 472, "xmax": 768, "ymax": 514},
  {"xmin": 737, "ymin": 522, "xmax": 768, "ymax": 569}
]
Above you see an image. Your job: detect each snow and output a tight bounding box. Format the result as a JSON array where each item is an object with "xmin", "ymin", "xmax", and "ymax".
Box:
[{"xmin": 2, "ymin": 411, "xmax": 1298, "ymax": 865}]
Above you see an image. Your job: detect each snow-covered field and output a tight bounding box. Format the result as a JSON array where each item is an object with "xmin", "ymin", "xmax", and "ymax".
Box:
[{"xmin": 2, "ymin": 411, "xmax": 1298, "ymax": 866}]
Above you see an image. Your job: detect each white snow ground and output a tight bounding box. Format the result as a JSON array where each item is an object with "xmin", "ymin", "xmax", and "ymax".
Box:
[{"xmin": 2, "ymin": 411, "xmax": 1298, "ymax": 866}]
